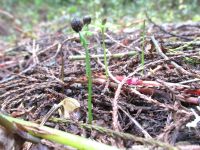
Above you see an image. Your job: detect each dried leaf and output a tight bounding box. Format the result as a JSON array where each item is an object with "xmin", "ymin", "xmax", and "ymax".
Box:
[{"xmin": 58, "ymin": 97, "xmax": 80, "ymax": 119}]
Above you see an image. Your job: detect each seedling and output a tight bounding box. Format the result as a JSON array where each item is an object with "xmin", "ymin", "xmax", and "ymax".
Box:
[
  {"xmin": 83, "ymin": 16, "xmax": 92, "ymax": 26},
  {"xmin": 82, "ymin": 16, "xmax": 93, "ymax": 37},
  {"xmin": 141, "ymin": 19, "xmax": 146, "ymax": 74},
  {"xmin": 100, "ymin": 18, "xmax": 109, "ymax": 78},
  {"xmin": 71, "ymin": 17, "xmax": 93, "ymax": 124}
]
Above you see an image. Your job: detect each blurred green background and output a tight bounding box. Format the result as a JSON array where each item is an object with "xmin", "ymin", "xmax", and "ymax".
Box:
[
  {"xmin": 1, "ymin": 0, "xmax": 200, "ymax": 22},
  {"xmin": 0, "ymin": 0, "xmax": 200, "ymax": 41}
]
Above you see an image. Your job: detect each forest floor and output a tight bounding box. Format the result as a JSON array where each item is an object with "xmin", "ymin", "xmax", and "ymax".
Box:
[{"xmin": 0, "ymin": 17, "xmax": 200, "ymax": 150}]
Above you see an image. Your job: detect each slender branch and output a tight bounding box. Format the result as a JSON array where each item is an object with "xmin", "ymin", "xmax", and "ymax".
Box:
[
  {"xmin": 69, "ymin": 51, "xmax": 137, "ymax": 60},
  {"xmin": 151, "ymin": 35, "xmax": 200, "ymax": 79},
  {"xmin": 119, "ymin": 106, "xmax": 152, "ymax": 138}
]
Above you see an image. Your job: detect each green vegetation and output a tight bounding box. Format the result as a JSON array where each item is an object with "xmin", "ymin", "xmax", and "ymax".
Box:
[
  {"xmin": 0, "ymin": 0, "xmax": 199, "ymax": 46},
  {"xmin": 141, "ymin": 19, "xmax": 146, "ymax": 74},
  {"xmin": 1, "ymin": 1, "xmax": 200, "ymax": 149},
  {"xmin": 71, "ymin": 17, "xmax": 93, "ymax": 124},
  {"xmin": 1, "ymin": 0, "xmax": 200, "ymax": 33},
  {"xmin": 100, "ymin": 19, "xmax": 109, "ymax": 78},
  {"xmin": 79, "ymin": 31, "xmax": 93, "ymax": 124}
]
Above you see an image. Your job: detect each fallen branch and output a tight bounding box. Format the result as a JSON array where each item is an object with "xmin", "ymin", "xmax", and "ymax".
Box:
[
  {"xmin": 69, "ymin": 51, "xmax": 137, "ymax": 60},
  {"xmin": 119, "ymin": 106, "xmax": 152, "ymax": 138}
]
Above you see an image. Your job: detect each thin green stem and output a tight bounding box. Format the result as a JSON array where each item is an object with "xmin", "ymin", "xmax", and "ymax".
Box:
[
  {"xmin": 79, "ymin": 32, "xmax": 93, "ymax": 124},
  {"xmin": 102, "ymin": 25, "xmax": 108, "ymax": 78},
  {"xmin": 141, "ymin": 19, "xmax": 146, "ymax": 75}
]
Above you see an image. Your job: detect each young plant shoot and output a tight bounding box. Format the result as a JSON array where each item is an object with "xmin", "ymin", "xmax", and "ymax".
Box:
[
  {"xmin": 101, "ymin": 18, "xmax": 109, "ymax": 78},
  {"xmin": 71, "ymin": 17, "xmax": 93, "ymax": 124},
  {"xmin": 141, "ymin": 19, "xmax": 146, "ymax": 75}
]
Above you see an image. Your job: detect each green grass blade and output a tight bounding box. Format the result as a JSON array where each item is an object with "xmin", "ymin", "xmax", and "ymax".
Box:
[{"xmin": 79, "ymin": 32, "xmax": 93, "ymax": 124}]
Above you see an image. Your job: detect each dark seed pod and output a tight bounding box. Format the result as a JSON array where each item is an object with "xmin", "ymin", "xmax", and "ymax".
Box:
[
  {"xmin": 83, "ymin": 16, "xmax": 91, "ymax": 25},
  {"xmin": 102, "ymin": 18, "xmax": 107, "ymax": 25},
  {"xmin": 71, "ymin": 17, "xmax": 83, "ymax": 33}
]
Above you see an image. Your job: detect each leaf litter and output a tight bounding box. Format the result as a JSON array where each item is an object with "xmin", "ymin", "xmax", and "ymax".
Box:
[{"xmin": 0, "ymin": 20, "xmax": 200, "ymax": 149}]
